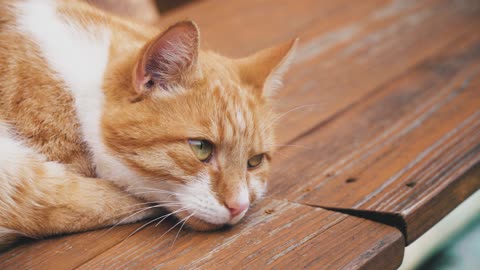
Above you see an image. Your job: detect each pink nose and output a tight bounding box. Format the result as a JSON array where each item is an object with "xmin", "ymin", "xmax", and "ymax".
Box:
[{"xmin": 226, "ymin": 202, "xmax": 249, "ymax": 217}]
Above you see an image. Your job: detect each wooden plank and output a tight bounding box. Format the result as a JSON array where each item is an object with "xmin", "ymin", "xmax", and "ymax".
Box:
[
  {"xmin": 0, "ymin": 204, "xmax": 403, "ymax": 269},
  {"xmin": 274, "ymin": 0, "xmax": 480, "ymax": 144},
  {"xmin": 0, "ymin": 223, "xmax": 152, "ymax": 269},
  {"xmin": 268, "ymin": 31, "xmax": 480, "ymax": 243},
  {"xmin": 76, "ymin": 200, "xmax": 404, "ymax": 270}
]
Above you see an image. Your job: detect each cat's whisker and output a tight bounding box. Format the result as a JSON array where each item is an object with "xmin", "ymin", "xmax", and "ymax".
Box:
[
  {"xmin": 112, "ymin": 190, "xmax": 183, "ymax": 201},
  {"xmin": 154, "ymin": 207, "xmax": 192, "ymax": 228},
  {"xmin": 116, "ymin": 201, "xmax": 162, "ymax": 211},
  {"xmin": 125, "ymin": 187, "xmax": 184, "ymax": 197},
  {"xmin": 99, "ymin": 204, "xmax": 167, "ymax": 238},
  {"xmin": 132, "ymin": 188, "xmax": 186, "ymax": 198},
  {"xmin": 171, "ymin": 211, "xmax": 196, "ymax": 248},
  {"xmin": 102, "ymin": 192, "xmax": 176, "ymax": 206},
  {"xmin": 117, "ymin": 199, "xmax": 180, "ymax": 209},
  {"xmin": 160, "ymin": 210, "xmax": 196, "ymax": 243},
  {"xmin": 117, "ymin": 201, "xmax": 183, "ymax": 214},
  {"xmin": 123, "ymin": 207, "xmax": 190, "ymax": 240}
]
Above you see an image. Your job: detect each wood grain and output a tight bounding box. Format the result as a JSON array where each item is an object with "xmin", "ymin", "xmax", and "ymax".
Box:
[
  {"xmin": 0, "ymin": 223, "xmax": 151, "ymax": 269},
  {"xmin": 76, "ymin": 200, "xmax": 404, "ymax": 270},
  {"xmin": 269, "ymin": 31, "xmax": 480, "ymax": 243}
]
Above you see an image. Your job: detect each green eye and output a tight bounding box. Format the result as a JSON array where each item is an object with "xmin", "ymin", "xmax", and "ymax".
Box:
[
  {"xmin": 188, "ymin": 139, "xmax": 213, "ymax": 162},
  {"xmin": 248, "ymin": 154, "xmax": 264, "ymax": 168}
]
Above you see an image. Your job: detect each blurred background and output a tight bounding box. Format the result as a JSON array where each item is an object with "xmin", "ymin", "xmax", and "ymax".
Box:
[{"xmin": 399, "ymin": 191, "xmax": 480, "ymax": 270}]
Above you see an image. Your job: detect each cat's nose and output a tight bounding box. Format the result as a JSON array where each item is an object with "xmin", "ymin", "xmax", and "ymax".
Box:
[{"xmin": 226, "ymin": 201, "xmax": 249, "ymax": 217}]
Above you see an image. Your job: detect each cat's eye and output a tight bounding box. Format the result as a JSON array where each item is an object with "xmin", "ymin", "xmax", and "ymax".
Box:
[
  {"xmin": 248, "ymin": 154, "xmax": 264, "ymax": 168},
  {"xmin": 188, "ymin": 139, "xmax": 213, "ymax": 162}
]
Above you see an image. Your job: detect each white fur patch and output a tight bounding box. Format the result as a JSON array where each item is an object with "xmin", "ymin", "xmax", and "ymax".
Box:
[
  {"xmin": 16, "ymin": 0, "xmax": 110, "ymax": 97},
  {"xmin": 236, "ymin": 110, "xmax": 246, "ymax": 132},
  {"xmin": 0, "ymin": 129, "xmax": 60, "ymax": 213},
  {"xmin": 0, "ymin": 135, "xmax": 37, "ymax": 178},
  {"xmin": 236, "ymin": 184, "xmax": 250, "ymax": 207},
  {"xmin": 174, "ymin": 171, "xmax": 231, "ymax": 225},
  {"xmin": 0, "ymin": 133, "xmax": 37, "ymax": 209},
  {"xmin": 250, "ymin": 176, "xmax": 267, "ymax": 200},
  {"xmin": 15, "ymin": 0, "xmax": 146, "ymax": 190}
]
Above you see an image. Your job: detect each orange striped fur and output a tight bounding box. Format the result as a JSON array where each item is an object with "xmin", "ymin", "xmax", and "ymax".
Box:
[{"xmin": 0, "ymin": 0, "xmax": 297, "ymax": 250}]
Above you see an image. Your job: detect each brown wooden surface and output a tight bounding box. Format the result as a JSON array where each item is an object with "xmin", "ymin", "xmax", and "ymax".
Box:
[
  {"xmin": 76, "ymin": 200, "xmax": 403, "ymax": 270},
  {"xmin": 269, "ymin": 31, "xmax": 480, "ymax": 243},
  {"xmin": 0, "ymin": 223, "xmax": 143, "ymax": 269},
  {"xmin": 0, "ymin": 200, "xmax": 404, "ymax": 270},
  {"xmin": 2, "ymin": 0, "xmax": 480, "ymax": 268}
]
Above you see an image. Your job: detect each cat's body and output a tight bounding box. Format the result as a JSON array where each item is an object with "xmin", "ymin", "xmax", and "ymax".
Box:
[{"xmin": 0, "ymin": 0, "xmax": 296, "ymax": 250}]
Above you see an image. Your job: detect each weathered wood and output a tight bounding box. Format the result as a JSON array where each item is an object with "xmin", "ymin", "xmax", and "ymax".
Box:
[
  {"xmin": 0, "ymin": 224, "xmax": 146, "ymax": 269},
  {"xmin": 0, "ymin": 201, "xmax": 404, "ymax": 270},
  {"xmin": 76, "ymin": 200, "xmax": 404, "ymax": 270},
  {"xmin": 269, "ymin": 31, "xmax": 480, "ymax": 243}
]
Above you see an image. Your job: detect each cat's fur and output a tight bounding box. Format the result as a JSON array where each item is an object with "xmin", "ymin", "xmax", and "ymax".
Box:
[{"xmin": 0, "ymin": 0, "xmax": 297, "ymax": 250}]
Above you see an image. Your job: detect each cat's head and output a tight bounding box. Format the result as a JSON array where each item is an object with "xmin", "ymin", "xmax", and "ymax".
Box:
[{"xmin": 102, "ymin": 21, "xmax": 297, "ymax": 230}]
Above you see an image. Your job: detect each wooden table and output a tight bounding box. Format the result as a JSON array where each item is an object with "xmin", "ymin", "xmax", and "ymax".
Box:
[{"xmin": 1, "ymin": 0, "xmax": 479, "ymax": 269}]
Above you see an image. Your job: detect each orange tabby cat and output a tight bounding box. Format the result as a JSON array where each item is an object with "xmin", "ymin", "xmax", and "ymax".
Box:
[{"xmin": 0, "ymin": 0, "xmax": 297, "ymax": 250}]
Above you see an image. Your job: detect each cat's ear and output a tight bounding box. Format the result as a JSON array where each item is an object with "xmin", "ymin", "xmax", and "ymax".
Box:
[
  {"xmin": 133, "ymin": 21, "xmax": 199, "ymax": 95},
  {"xmin": 237, "ymin": 38, "xmax": 298, "ymax": 97}
]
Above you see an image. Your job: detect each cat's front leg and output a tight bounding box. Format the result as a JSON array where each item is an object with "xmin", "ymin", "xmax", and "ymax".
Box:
[{"xmin": 0, "ymin": 135, "xmax": 156, "ymax": 250}]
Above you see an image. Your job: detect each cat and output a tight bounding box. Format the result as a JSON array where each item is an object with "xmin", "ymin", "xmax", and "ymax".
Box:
[{"xmin": 0, "ymin": 0, "xmax": 297, "ymax": 250}]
